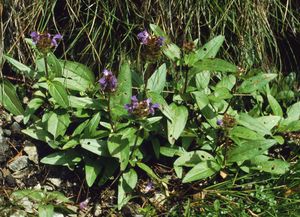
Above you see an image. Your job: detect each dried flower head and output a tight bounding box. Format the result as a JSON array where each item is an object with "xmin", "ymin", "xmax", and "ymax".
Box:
[
  {"xmin": 124, "ymin": 96, "xmax": 159, "ymax": 117},
  {"xmin": 30, "ymin": 31, "xmax": 62, "ymax": 53},
  {"xmin": 98, "ymin": 69, "xmax": 117, "ymax": 93},
  {"xmin": 182, "ymin": 41, "xmax": 195, "ymax": 52}
]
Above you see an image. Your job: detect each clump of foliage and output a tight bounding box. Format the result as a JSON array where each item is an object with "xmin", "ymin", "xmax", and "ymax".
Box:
[{"xmin": 1, "ymin": 24, "xmax": 300, "ymax": 214}]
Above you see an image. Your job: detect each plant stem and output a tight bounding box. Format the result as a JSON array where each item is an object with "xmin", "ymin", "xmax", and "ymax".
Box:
[
  {"xmin": 44, "ymin": 54, "xmax": 49, "ymax": 79},
  {"xmin": 107, "ymin": 93, "xmax": 115, "ymax": 132},
  {"xmin": 143, "ymin": 62, "xmax": 150, "ymax": 97},
  {"xmin": 183, "ymin": 67, "xmax": 189, "ymax": 93}
]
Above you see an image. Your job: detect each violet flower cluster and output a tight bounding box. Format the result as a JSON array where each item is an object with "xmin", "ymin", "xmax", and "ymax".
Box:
[
  {"xmin": 98, "ymin": 69, "xmax": 118, "ymax": 93},
  {"xmin": 124, "ymin": 96, "xmax": 159, "ymax": 117},
  {"xmin": 30, "ymin": 32, "xmax": 62, "ymax": 53},
  {"xmin": 137, "ymin": 30, "xmax": 165, "ymax": 47}
]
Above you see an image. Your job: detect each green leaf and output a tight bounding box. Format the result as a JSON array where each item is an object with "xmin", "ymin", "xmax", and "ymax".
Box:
[
  {"xmin": 163, "ymin": 43, "xmax": 181, "ymax": 61},
  {"xmin": 185, "ymin": 35, "xmax": 225, "ymax": 65},
  {"xmin": 62, "ymin": 138, "xmax": 79, "ymax": 150},
  {"xmin": 72, "ymin": 120, "xmax": 89, "ymax": 136},
  {"xmin": 174, "ymin": 150, "xmax": 214, "ymax": 167},
  {"xmin": 80, "ymin": 139, "xmax": 110, "ymax": 156},
  {"xmin": 150, "ymin": 24, "xmax": 168, "ymax": 38},
  {"xmin": 237, "ymin": 113, "xmax": 271, "ymax": 136},
  {"xmin": 68, "ymin": 96, "xmax": 102, "ymax": 109},
  {"xmin": 41, "ymin": 150, "xmax": 81, "ymax": 166},
  {"xmin": 229, "ymin": 126, "xmax": 265, "ymax": 141},
  {"xmin": 0, "ymin": 79, "xmax": 24, "ymax": 115},
  {"xmin": 48, "ymin": 80, "xmax": 69, "ymax": 108},
  {"xmin": 167, "ymin": 104, "xmax": 188, "ymax": 144},
  {"xmin": 122, "ymin": 168, "xmax": 138, "ymax": 192},
  {"xmin": 160, "ymin": 146, "xmax": 185, "ymax": 157},
  {"xmin": 98, "ymin": 159, "xmax": 119, "ymax": 186},
  {"xmin": 4, "ymin": 54, "xmax": 35, "ymax": 78},
  {"xmin": 137, "ymin": 162, "xmax": 160, "ymax": 181},
  {"xmin": 111, "ymin": 62, "xmax": 132, "ymax": 105},
  {"xmin": 208, "ymin": 87, "xmax": 232, "ymax": 102},
  {"xmin": 46, "ymin": 112, "xmax": 70, "ymax": 139},
  {"xmin": 22, "ymin": 128, "xmax": 52, "ymax": 143},
  {"xmin": 216, "ymin": 74, "xmax": 236, "ymax": 91},
  {"xmin": 195, "ymin": 71, "xmax": 210, "ymax": 90},
  {"xmin": 182, "ymin": 161, "xmax": 220, "ymax": 183},
  {"xmin": 61, "ymin": 60, "xmax": 95, "ymax": 88},
  {"xmin": 23, "ymin": 97, "xmax": 44, "ymax": 124},
  {"xmin": 54, "ymin": 78, "xmax": 89, "ymax": 92},
  {"xmin": 267, "ymin": 94, "xmax": 283, "ymax": 117},
  {"xmin": 251, "ymin": 155, "xmax": 289, "ymax": 174},
  {"xmin": 147, "ymin": 63, "xmax": 167, "ymax": 93},
  {"xmin": 238, "ymin": 73, "xmax": 277, "ymax": 93},
  {"xmin": 47, "ymin": 52, "xmax": 62, "ymax": 79},
  {"xmin": 192, "ymin": 58, "xmax": 237, "ymax": 73},
  {"xmin": 256, "ymin": 115, "xmax": 281, "ymax": 131},
  {"xmin": 227, "ymin": 139, "xmax": 277, "ymax": 163},
  {"xmin": 84, "ymin": 112, "xmax": 101, "ymax": 137},
  {"xmin": 12, "ymin": 190, "xmax": 45, "ymax": 201},
  {"xmin": 107, "ymin": 134, "xmax": 129, "ymax": 170},
  {"xmin": 286, "ymin": 102, "xmax": 300, "ymax": 122},
  {"xmin": 110, "ymin": 62, "xmax": 132, "ymax": 120},
  {"xmin": 84, "ymin": 158, "xmax": 103, "ymax": 187},
  {"xmin": 147, "ymin": 91, "xmax": 173, "ymax": 121},
  {"xmin": 38, "ymin": 205, "xmax": 54, "ymax": 217},
  {"xmin": 192, "ymin": 91, "xmax": 218, "ymax": 127}
]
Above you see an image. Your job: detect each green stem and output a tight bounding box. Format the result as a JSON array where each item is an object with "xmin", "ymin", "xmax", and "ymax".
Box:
[
  {"xmin": 107, "ymin": 93, "xmax": 115, "ymax": 132},
  {"xmin": 44, "ymin": 54, "xmax": 49, "ymax": 79},
  {"xmin": 143, "ymin": 62, "xmax": 150, "ymax": 96},
  {"xmin": 183, "ymin": 67, "xmax": 189, "ymax": 93}
]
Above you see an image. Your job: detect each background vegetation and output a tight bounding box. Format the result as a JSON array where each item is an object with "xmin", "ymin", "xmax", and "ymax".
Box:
[{"xmin": 2, "ymin": 0, "xmax": 300, "ymax": 73}]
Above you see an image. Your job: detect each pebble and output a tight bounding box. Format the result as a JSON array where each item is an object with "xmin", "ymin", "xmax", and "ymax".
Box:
[
  {"xmin": 48, "ymin": 178, "xmax": 62, "ymax": 187},
  {"xmin": 3, "ymin": 129, "xmax": 11, "ymax": 136},
  {"xmin": 24, "ymin": 141, "xmax": 39, "ymax": 164},
  {"xmin": 13, "ymin": 115, "xmax": 23, "ymax": 123},
  {"xmin": 5, "ymin": 174, "xmax": 17, "ymax": 187},
  {"xmin": 11, "ymin": 122, "xmax": 21, "ymax": 133},
  {"xmin": 8, "ymin": 156, "xmax": 29, "ymax": 172},
  {"xmin": 53, "ymin": 213, "xmax": 64, "ymax": 217},
  {"xmin": 0, "ymin": 134, "xmax": 9, "ymax": 163}
]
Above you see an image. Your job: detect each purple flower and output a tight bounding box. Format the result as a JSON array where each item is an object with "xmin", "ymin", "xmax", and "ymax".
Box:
[
  {"xmin": 144, "ymin": 181, "xmax": 154, "ymax": 193},
  {"xmin": 30, "ymin": 31, "xmax": 62, "ymax": 52},
  {"xmin": 30, "ymin": 32, "xmax": 40, "ymax": 44},
  {"xmin": 216, "ymin": 119, "xmax": 223, "ymax": 126},
  {"xmin": 145, "ymin": 98, "xmax": 160, "ymax": 115},
  {"xmin": 124, "ymin": 96, "xmax": 159, "ymax": 117},
  {"xmin": 157, "ymin": 36, "xmax": 165, "ymax": 47},
  {"xmin": 79, "ymin": 198, "xmax": 90, "ymax": 210},
  {"xmin": 98, "ymin": 69, "xmax": 117, "ymax": 92},
  {"xmin": 51, "ymin": 34, "xmax": 63, "ymax": 47},
  {"xmin": 137, "ymin": 30, "xmax": 150, "ymax": 45}
]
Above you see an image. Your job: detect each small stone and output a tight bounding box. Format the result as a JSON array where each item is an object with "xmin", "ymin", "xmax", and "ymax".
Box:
[
  {"xmin": 149, "ymin": 192, "xmax": 166, "ymax": 207},
  {"xmin": 5, "ymin": 174, "xmax": 17, "ymax": 187},
  {"xmin": 53, "ymin": 213, "xmax": 64, "ymax": 217},
  {"xmin": 93, "ymin": 203, "xmax": 102, "ymax": 216},
  {"xmin": 24, "ymin": 141, "xmax": 39, "ymax": 164},
  {"xmin": 13, "ymin": 115, "xmax": 23, "ymax": 123},
  {"xmin": 23, "ymin": 97, "xmax": 29, "ymax": 104},
  {"xmin": 20, "ymin": 197, "xmax": 34, "ymax": 213},
  {"xmin": 48, "ymin": 178, "xmax": 62, "ymax": 187},
  {"xmin": 11, "ymin": 122, "xmax": 21, "ymax": 133},
  {"xmin": 3, "ymin": 129, "xmax": 11, "ymax": 136},
  {"xmin": 34, "ymin": 183, "xmax": 42, "ymax": 190},
  {"xmin": 0, "ymin": 135, "xmax": 9, "ymax": 163},
  {"xmin": 9, "ymin": 210, "xmax": 27, "ymax": 217},
  {"xmin": 8, "ymin": 156, "xmax": 29, "ymax": 171}
]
